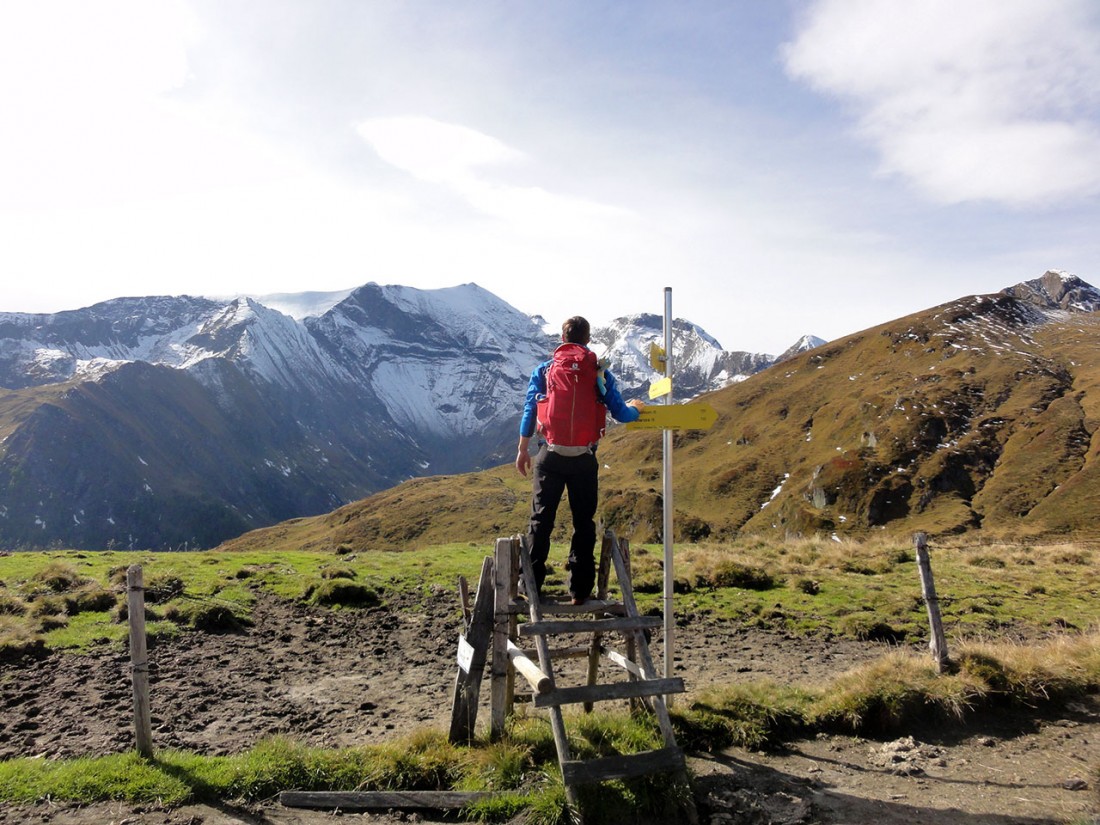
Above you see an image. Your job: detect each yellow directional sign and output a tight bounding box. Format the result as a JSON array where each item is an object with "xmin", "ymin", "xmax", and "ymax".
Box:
[
  {"xmin": 649, "ymin": 343, "xmax": 666, "ymax": 372},
  {"xmin": 648, "ymin": 376, "xmax": 672, "ymax": 400},
  {"xmin": 626, "ymin": 402, "xmax": 718, "ymax": 431}
]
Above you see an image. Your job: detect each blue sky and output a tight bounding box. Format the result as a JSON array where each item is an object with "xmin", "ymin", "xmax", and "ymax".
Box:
[{"xmin": 2, "ymin": 0, "xmax": 1099, "ymax": 354}]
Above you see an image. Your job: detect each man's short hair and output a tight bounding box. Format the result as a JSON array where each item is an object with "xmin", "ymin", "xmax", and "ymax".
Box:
[{"xmin": 562, "ymin": 316, "xmax": 590, "ymax": 345}]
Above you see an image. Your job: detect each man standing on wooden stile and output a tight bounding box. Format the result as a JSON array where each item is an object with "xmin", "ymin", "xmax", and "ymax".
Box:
[{"xmin": 516, "ymin": 316, "xmax": 644, "ymax": 605}]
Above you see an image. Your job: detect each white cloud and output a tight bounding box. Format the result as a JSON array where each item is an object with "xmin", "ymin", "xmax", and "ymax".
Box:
[
  {"xmin": 783, "ymin": 0, "xmax": 1100, "ymax": 206},
  {"xmin": 356, "ymin": 116, "xmax": 632, "ymax": 235}
]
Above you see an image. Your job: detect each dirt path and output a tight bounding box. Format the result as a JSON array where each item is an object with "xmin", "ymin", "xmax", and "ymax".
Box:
[{"xmin": 1, "ymin": 595, "xmax": 1097, "ymax": 824}]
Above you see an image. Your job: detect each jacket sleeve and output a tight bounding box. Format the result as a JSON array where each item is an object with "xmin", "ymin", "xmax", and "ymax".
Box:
[
  {"xmin": 602, "ymin": 369, "xmax": 640, "ymax": 424},
  {"xmin": 519, "ymin": 362, "xmax": 548, "ymax": 438}
]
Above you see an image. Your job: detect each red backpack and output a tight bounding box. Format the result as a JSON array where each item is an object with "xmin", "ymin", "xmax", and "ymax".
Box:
[{"xmin": 536, "ymin": 343, "xmax": 607, "ymax": 447}]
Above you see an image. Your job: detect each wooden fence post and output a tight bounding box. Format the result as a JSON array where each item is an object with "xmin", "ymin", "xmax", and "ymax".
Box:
[
  {"xmin": 913, "ymin": 532, "xmax": 949, "ymax": 673},
  {"xmin": 449, "ymin": 556, "xmax": 495, "ymax": 743},
  {"xmin": 489, "ymin": 538, "xmax": 513, "ymax": 740},
  {"xmin": 127, "ymin": 564, "xmax": 154, "ymax": 758}
]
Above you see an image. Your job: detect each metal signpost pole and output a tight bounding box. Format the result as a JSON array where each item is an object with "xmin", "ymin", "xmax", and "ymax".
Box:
[{"xmin": 661, "ymin": 287, "xmax": 674, "ymax": 683}]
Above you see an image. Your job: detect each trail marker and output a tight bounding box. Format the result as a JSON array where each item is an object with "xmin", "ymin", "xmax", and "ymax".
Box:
[
  {"xmin": 649, "ymin": 343, "xmax": 666, "ymax": 372},
  {"xmin": 648, "ymin": 376, "xmax": 672, "ymax": 400},
  {"xmin": 626, "ymin": 402, "xmax": 717, "ymax": 431}
]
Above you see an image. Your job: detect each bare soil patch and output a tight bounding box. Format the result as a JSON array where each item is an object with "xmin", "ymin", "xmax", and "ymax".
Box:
[{"xmin": 1, "ymin": 594, "xmax": 1097, "ymax": 824}]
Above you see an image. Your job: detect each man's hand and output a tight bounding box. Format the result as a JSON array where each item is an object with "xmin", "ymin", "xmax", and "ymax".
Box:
[
  {"xmin": 516, "ymin": 436, "xmax": 532, "ymax": 477},
  {"xmin": 627, "ymin": 399, "xmax": 646, "ymax": 410}
]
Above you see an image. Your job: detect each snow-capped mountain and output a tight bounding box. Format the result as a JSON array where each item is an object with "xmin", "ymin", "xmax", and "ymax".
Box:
[
  {"xmin": 0, "ymin": 283, "xmax": 550, "ymax": 549},
  {"xmin": 592, "ymin": 314, "xmax": 814, "ymax": 399},
  {"xmin": 0, "ymin": 281, "xmax": 819, "ymax": 550},
  {"xmin": 777, "ymin": 335, "xmax": 828, "ymax": 362}
]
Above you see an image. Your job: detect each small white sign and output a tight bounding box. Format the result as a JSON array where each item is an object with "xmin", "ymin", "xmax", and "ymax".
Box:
[{"xmin": 457, "ymin": 634, "xmax": 474, "ymax": 673}]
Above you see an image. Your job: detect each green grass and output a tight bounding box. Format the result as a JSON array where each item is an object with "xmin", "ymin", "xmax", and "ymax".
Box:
[
  {"xmin": 0, "ymin": 723, "xmax": 664, "ymax": 825},
  {"xmin": 0, "ymin": 544, "xmax": 490, "ymax": 653},
  {"xmin": 3, "ymin": 536, "xmax": 1099, "ymax": 655},
  {"xmin": 621, "ymin": 536, "xmax": 1100, "ymax": 641}
]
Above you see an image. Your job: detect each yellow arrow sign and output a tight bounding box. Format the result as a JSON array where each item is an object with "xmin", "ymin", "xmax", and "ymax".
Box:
[
  {"xmin": 626, "ymin": 402, "xmax": 718, "ymax": 431},
  {"xmin": 649, "ymin": 343, "xmax": 666, "ymax": 372},
  {"xmin": 648, "ymin": 376, "xmax": 672, "ymax": 400}
]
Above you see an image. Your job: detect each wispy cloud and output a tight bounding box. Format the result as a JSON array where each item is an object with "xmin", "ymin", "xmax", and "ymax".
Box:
[
  {"xmin": 356, "ymin": 116, "xmax": 631, "ymax": 235},
  {"xmin": 783, "ymin": 0, "xmax": 1100, "ymax": 207}
]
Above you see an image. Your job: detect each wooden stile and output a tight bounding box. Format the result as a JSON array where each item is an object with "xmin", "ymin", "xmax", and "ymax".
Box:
[{"xmin": 443, "ymin": 530, "xmax": 697, "ymax": 825}]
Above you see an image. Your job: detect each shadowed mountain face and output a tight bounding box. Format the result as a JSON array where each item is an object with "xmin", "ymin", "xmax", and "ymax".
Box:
[
  {"xmin": 216, "ymin": 272, "xmax": 1100, "ymax": 552},
  {"xmin": 0, "ymin": 282, "xmax": 802, "ymax": 550},
  {"xmin": 0, "ymin": 284, "xmax": 548, "ymax": 549}
]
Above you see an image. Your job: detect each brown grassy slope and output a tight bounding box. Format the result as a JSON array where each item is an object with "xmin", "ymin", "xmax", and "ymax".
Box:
[
  {"xmin": 219, "ymin": 292, "xmax": 1100, "ymax": 552},
  {"xmin": 217, "ymin": 469, "xmax": 534, "ymax": 552},
  {"xmin": 631, "ymin": 292, "xmax": 1100, "ymax": 540}
]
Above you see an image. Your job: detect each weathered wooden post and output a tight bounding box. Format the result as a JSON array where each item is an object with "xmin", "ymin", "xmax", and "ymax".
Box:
[
  {"xmin": 126, "ymin": 564, "xmax": 154, "ymax": 758},
  {"xmin": 913, "ymin": 532, "xmax": 949, "ymax": 673},
  {"xmin": 449, "ymin": 557, "xmax": 495, "ymax": 743},
  {"xmin": 489, "ymin": 538, "xmax": 513, "ymax": 740}
]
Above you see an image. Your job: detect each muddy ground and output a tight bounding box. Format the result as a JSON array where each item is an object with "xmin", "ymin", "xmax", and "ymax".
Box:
[{"xmin": 1, "ymin": 593, "xmax": 1097, "ymax": 824}]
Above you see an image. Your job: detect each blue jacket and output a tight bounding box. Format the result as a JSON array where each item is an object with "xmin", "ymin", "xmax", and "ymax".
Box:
[{"xmin": 519, "ymin": 349, "xmax": 640, "ymax": 439}]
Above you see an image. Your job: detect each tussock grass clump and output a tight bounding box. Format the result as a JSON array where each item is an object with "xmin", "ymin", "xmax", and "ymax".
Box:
[
  {"xmin": 319, "ymin": 566, "xmax": 356, "ymax": 580},
  {"xmin": 0, "ymin": 615, "xmax": 45, "ymax": 661},
  {"xmin": 672, "ymin": 631, "xmax": 1100, "ymax": 749},
  {"xmin": 956, "ymin": 633, "xmax": 1100, "ymax": 703},
  {"xmin": 837, "ymin": 613, "xmax": 907, "ymax": 643},
  {"xmin": 26, "ymin": 562, "xmax": 85, "ymax": 595},
  {"xmin": 62, "ymin": 585, "xmax": 116, "ymax": 616},
  {"xmin": 672, "ymin": 682, "xmax": 810, "ymax": 752},
  {"xmin": 809, "ymin": 651, "xmax": 982, "ymax": 734},
  {"xmin": 708, "ymin": 560, "xmax": 774, "ymax": 590},
  {"xmin": 145, "ymin": 575, "xmax": 185, "ymax": 604},
  {"xmin": 304, "ymin": 579, "xmax": 380, "ymax": 608},
  {"xmin": 624, "ymin": 550, "xmax": 663, "ymax": 593},
  {"xmin": 0, "ymin": 593, "xmax": 27, "ymax": 616},
  {"xmin": 162, "ymin": 601, "xmax": 250, "ymax": 633}
]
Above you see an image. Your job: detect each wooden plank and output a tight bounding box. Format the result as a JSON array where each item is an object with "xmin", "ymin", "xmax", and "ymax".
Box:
[
  {"xmin": 511, "ymin": 645, "xmax": 591, "ymax": 660},
  {"xmin": 280, "ymin": 790, "xmax": 491, "ymax": 810},
  {"xmin": 560, "ymin": 746, "xmax": 685, "ymax": 786},
  {"xmin": 519, "ymin": 615, "xmax": 662, "ymax": 636},
  {"xmin": 550, "ymin": 645, "xmax": 593, "ymax": 659},
  {"xmin": 490, "ymin": 539, "xmax": 513, "ymax": 740},
  {"xmin": 539, "ymin": 598, "xmax": 624, "ymax": 616},
  {"xmin": 605, "ymin": 649, "xmax": 643, "ymax": 678},
  {"xmin": 586, "ymin": 532, "xmax": 614, "ymax": 713},
  {"xmin": 506, "ymin": 640, "xmax": 553, "ymax": 694},
  {"xmin": 457, "ymin": 575, "xmax": 471, "ymax": 629},
  {"xmin": 448, "ymin": 556, "xmax": 495, "ymax": 744},
  {"xmin": 533, "ymin": 677, "xmax": 684, "ymax": 708},
  {"xmin": 516, "ymin": 535, "xmax": 578, "ymax": 816}
]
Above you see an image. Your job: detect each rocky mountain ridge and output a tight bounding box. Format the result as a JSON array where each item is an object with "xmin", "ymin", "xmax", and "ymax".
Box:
[{"xmin": 0, "ymin": 282, "xmax": 809, "ymax": 549}]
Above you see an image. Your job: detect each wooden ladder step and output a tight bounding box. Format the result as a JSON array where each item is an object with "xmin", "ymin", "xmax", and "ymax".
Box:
[
  {"xmin": 561, "ymin": 746, "xmax": 686, "ymax": 786},
  {"xmin": 539, "ymin": 599, "xmax": 624, "ymax": 616},
  {"xmin": 533, "ymin": 677, "xmax": 684, "ymax": 708},
  {"xmin": 519, "ymin": 615, "xmax": 661, "ymax": 637}
]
